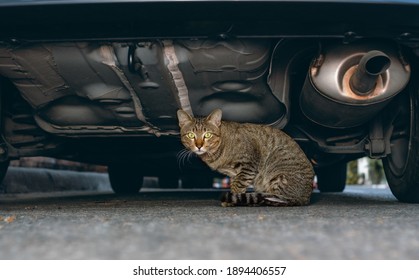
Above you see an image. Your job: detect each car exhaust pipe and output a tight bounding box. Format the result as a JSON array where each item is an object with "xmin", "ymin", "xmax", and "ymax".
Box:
[
  {"xmin": 299, "ymin": 42, "xmax": 410, "ymax": 128},
  {"xmin": 349, "ymin": 50, "xmax": 391, "ymax": 96}
]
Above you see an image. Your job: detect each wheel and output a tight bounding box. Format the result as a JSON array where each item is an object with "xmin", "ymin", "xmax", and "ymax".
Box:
[
  {"xmin": 181, "ymin": 168, "xmax": 215, "ymax": 189},
  {"xmin": 108, "ymin": 163, "xmax": 143, "ymax": 195},
  {"xmin": 158, "ymin": 173, "xmax": 179, "ymax": 188},
  {"xmin": 179, "ymin": 155, "xmax": 215, "ymax": 188},
  {"xmin": 382, "ymin": 80, "xmax": 419, "ymax": 203},
  {"xmin": 315, "ymin": 162, "xmax": 347, "ymax": 192},
  {"xmin": 0, "ymin": 160, "xmax": 9, "ymax": 190}
]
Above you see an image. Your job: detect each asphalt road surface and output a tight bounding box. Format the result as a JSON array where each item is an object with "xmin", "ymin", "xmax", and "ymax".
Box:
[{"xmin": 1, "ymin": 175, "xmax": 419, "ymax": 260}]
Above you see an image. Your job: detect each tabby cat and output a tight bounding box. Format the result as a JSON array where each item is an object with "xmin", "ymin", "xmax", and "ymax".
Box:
[{"xmin": 177, "ymin": 109, "xmax": 314, "ymax": 206}]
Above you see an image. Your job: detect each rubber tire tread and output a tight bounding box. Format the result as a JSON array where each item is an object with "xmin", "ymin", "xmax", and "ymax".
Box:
[
  {"xmin": 108, "ymin": 163, "xmax": 143, "ymax": 195},
  {"xmin": 383, "ymin": 82, "xmax": 419, "ymax": 203},
  {"xmin": 316, "ymin": 163, "xmax": 347, "ymax": 192}
]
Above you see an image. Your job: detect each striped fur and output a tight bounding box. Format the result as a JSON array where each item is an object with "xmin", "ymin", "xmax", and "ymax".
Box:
[
  {"xmin": 177, "ymin": 109, "xmax": 314, "ymax": 207},
  {"xmin": 220, "ymin": 192, "xmax": 290, "ymax": 207}
]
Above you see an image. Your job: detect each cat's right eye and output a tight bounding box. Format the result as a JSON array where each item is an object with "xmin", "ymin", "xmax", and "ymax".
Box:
[{"xmin": 186, "ymin": 132, "xmax": 195, "ymax": 139}]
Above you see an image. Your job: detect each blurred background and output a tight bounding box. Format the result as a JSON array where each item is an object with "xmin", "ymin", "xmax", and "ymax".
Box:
[{"xmin": 0, "ymin": 156, "xmax": 387, "ymax": 194}]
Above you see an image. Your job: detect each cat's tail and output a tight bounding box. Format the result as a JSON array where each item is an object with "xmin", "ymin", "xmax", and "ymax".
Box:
[{"xmin": 220, "ymin": 192, "xmax": 293, "ymax": 207}]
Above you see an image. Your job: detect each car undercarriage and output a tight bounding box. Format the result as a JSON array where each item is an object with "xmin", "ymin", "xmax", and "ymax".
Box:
[{"xmin": 0, "ymin": 0, "xmax": 419, "ymax": 202}]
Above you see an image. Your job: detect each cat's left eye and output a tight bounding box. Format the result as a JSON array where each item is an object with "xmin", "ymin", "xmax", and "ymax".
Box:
[{"xmin": 204, "ymin": 132, "xmax": 213, "ymax": 139}]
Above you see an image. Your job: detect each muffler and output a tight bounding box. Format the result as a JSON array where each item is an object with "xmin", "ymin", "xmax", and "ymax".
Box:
[
  {"xmin": 349, "ymin": 50, "xmax": 391, "ymax": 96},
  {"xmin": 300, "ymin": 41, "xmax": 410, "ymax": 128}
]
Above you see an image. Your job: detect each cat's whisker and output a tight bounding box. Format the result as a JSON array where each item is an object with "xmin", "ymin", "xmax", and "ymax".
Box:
[
  {"xmin": 177, "ymin": 149, "xmax": 194, "ymax": 170},
  {"xmin": 176, "ymin": 149, "xmax": 187, "ymax": 167}
]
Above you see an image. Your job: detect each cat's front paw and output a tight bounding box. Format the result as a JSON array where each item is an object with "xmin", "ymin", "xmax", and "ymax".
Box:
[
  {"xmin": 221, "ymin": 201, "xmax": 236, "ymax": 207},
  {"xmin": 220, "ymin": 192, "xmax": 236, "ymax": 207}
]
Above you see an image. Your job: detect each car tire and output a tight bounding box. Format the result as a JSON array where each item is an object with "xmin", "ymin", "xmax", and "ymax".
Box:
[
  {"xmin": 0, "ymin": 160, "xmax": 9, "ymax": 185},
  {"xmin": 382, "ymin": 80, "xmax": 419, "ymax": 203},
  {"xmin": 181, "ymin": 171, "xmax": 214, "ymax": 189},
  {"xmin": 108, "ymin": 163, "xmax": 143, "ymax": 195},
  {"xmin": 315, "ymin": 163, "xmax": 347, "ymax": 192},
  {"xmin": 158, "ymin": 173, "xmax": 179, "ymax": 188}
]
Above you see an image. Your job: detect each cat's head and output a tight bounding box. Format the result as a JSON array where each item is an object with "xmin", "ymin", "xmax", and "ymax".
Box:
[{"xmin": 177, "ymin": 109, "xmax": 222, "ymax": 156}]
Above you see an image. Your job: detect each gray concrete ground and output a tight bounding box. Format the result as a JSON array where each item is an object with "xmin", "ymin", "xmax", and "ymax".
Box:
[{"xmin": 1, "ymin": 167, "xmax": 419, "ymax": 260}]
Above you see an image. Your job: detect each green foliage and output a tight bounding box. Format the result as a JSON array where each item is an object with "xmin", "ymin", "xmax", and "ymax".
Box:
[
  {"xmin": 346, "ymin": 160, "xmax": 359, "ymax": 184},
  {"xmin": 369, "ymin": 159, "xmax": 384, "ymax": 184},
  {"xmin": 346, "ymin": 158, "xmax": 385, "ymax": 185}
]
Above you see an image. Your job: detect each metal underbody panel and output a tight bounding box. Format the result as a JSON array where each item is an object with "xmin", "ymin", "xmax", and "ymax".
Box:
[
  {"xmin": 0, "ymin": 0, "xmax": 418, "ymax": 164},
  {"xmin": 0, "ymin": 39, "xmax": 286, "ymax": 137}
]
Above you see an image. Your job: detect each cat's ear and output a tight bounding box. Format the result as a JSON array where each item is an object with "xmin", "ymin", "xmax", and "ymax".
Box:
[
  {"xmin": 206, "ymin": 109, "xmax": 222, "ymax": 127},
  {"xmin": 177, "ymin": 110, "xmax": 193, "ymax": 127}
]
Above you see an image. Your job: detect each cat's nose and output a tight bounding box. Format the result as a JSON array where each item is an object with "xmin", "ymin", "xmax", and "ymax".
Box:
[{"xmin": 195, "ymin": 139, "xmax": 203, "ymax": 149}]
